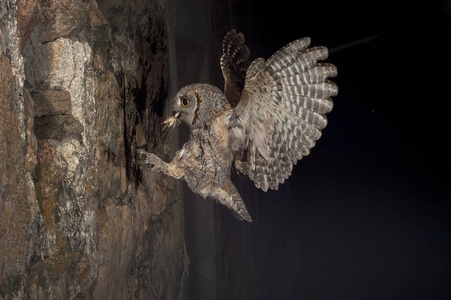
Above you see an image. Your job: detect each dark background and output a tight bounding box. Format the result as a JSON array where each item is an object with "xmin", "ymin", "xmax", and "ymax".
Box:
[{"xmin": 175, "ymin": 0, "xmax": 451, "ymax": 298}]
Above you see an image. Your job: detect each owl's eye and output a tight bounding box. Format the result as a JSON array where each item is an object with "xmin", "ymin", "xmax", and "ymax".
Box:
[{"xmin": 181, "ymin": 97, "xmax": 190, "ymax": 107}]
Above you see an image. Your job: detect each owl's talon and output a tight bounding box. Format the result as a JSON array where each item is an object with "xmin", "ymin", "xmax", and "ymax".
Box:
[
  {"xmin": 151, "ymin": 165, "xmax": 162, "ymax": 173},
  {"xmin": 136, "ymin": 149, "xmax": 163, "ymax": 169},
  {"xmin": 146, "ymin": 153, "xmax": 161, "ymax": 165}
]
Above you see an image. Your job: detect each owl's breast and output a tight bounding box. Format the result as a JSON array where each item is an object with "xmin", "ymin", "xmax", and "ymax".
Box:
[{"xmin": 179, "ymin": 123, "xmax": 233, "ymax": 189}]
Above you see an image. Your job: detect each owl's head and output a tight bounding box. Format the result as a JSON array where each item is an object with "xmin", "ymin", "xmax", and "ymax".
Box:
[{"xmin": 165, "ymin": 83, "xmax": 229, "ymax": 130}]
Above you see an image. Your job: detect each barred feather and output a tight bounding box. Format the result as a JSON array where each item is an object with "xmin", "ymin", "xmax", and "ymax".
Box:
[
  {"xmin": 231, "ymin": 34, "xmax": 338, "ymax": 191},
  {"xmin": 221, "ymin": 29, "xmax": 251, "ymax": 107}
]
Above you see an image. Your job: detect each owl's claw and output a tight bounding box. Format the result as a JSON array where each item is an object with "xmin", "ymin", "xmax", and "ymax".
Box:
[
  {"xmin": 136, "ymin": 149, "xmax": 164, "ymax": 172},
  {"xmin": 136, "ymin": 148, "xmax": 149, "ymax": 163}
]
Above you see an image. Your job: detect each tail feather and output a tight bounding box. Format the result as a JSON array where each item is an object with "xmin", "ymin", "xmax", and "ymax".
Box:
[{"xmin": 211, "ymin": 180, "xmax": 253, "ymax": 222}]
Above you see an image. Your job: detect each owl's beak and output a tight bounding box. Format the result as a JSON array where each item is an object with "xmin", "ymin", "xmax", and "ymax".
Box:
[{"xmin": 162, "ymin": 112, "xmax": 181, "ymax": 130}]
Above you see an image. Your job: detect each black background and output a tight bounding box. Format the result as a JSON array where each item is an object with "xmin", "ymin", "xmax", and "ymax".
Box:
[{"xmin": 178, "ymin": 0, "xmax": 451, "ymax": 298}]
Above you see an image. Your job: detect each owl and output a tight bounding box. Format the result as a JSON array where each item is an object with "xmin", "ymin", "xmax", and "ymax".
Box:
[{"xmin": 138, "ymin": 29, "xmax": 338, "ymax": 222}]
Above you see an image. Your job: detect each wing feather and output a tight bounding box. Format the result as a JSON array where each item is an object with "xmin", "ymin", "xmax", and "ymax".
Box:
[
  {"xmin": 220, "ymin": 29, "xmax": 252, "ymax": 107},
  {"xmin": 230, "ymin": 37, "xmax": 338, "ymax": 191}
]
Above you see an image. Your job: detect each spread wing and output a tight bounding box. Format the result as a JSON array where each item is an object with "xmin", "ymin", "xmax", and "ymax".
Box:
[
  {"xmin": 229, "ymin": 37, "xmax": 338, "ymax": 191},
  {"xmin": 220, "ymin": 29, "xmax": 251, "ymax": 107}
]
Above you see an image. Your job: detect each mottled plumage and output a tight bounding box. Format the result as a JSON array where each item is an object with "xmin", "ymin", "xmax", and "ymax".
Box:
[{"xmin": 138, "ymin": 29, "xmax": 338, "ymax": 222}]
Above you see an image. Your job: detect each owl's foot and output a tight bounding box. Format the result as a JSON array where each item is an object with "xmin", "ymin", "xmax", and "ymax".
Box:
[
  {"xmin": 137, "ymin": 149, "xmax": 184, "ymax": 179},
  {"xmin": 136, "ymin": 149, "xmax": 168, "ymax": 173}
]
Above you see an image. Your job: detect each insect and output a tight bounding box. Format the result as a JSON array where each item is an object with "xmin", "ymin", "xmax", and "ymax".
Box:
[{"xmin": 138, "ymin": 29, "xmax": 338, "ymax": 222}]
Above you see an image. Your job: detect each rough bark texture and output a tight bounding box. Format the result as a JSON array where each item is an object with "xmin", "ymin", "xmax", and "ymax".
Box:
[{"xmin": 0, "ymin": 0, "xmax": 187, "ymax": 299}]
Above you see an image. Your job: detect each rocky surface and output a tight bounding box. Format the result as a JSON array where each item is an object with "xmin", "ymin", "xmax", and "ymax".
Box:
[{"xmin": 0, "ymin": 0, "xmax": 187, "ymax": 299}]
